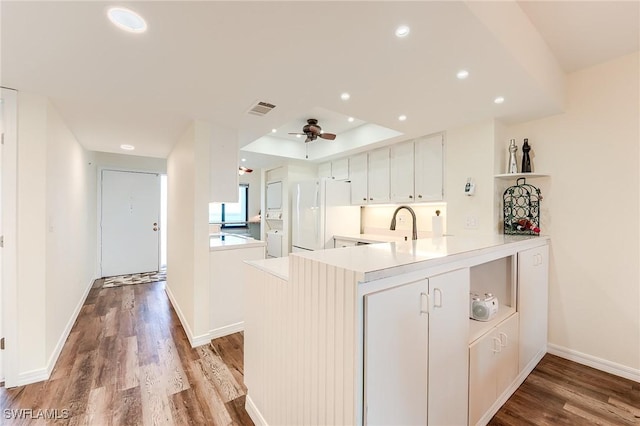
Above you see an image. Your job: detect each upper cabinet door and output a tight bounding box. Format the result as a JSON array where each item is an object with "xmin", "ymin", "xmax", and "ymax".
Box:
[
  {"xmin": 318, "ymin": 162, "xmax": 332, "ymax": 179},
  {"xmin": 331, "ymin": 158, "xmax": 349, "ymax": 180},
  {"xmin": 349, "ymin": 152, "xmax": 368, "ymax": 205},
  {"xmin": 367, "ymin": 148, "xmax": 390, "ymax": 203},
  {"xmin": 415, "ymin": 134, "xmax": 444, "ymax": 201},
  {"xmin": 389, "ymin": 141, "xmax": 415, "ymax": 203}
]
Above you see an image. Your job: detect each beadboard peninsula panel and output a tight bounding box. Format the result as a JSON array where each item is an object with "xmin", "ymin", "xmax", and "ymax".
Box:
[{"xmin": 244, "ymin": 255, "xmax": 361, "ymax": 425}]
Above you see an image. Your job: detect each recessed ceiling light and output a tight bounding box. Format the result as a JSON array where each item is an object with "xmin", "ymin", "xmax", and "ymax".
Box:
[
  {"xmin": 107, "ymin": 7, "xmax": 147, "ymax": 33},
  {"xmin": 395, "ymin": 25, "xmax": 410, "ymax": 38},
  {"xmin": 398, "ymin": 115, "xmax": 407, "ymax": 121},
  {"xmin": 494, "ymin": 96, "xmax": 505, "ymax": 104},
  {"xmin": 241, "ymin": 158, "xmax": 247, "ymax": 162},
  {"xmin": 456, "ymin": 70, "xmax": 469, "ymax": 79},
  {"xmin": 348, "ymin": 117, "xmax": 355, "ymax": 123},
  {"xmin": 120, "ymin": 144, "xmax": 135, "ymax": 151},
  {"xmin": 271, "ymin": 128, "xmax": 277, "ymax": 133},
  {"xmin": 340, "ymin": 92, "xmax": 351, "ymax": 101}
]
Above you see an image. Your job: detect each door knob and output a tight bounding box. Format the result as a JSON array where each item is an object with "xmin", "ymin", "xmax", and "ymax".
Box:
[
  {"xmin": 153, "ymin": 227, "xmax": 158, "ymax": 231},
  {"xmin": 153, "ymin": 222, "xmax": 158, "ymax": 226}
]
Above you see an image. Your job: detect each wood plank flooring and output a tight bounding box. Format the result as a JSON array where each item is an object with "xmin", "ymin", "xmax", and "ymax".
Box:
[
  {"xmin": 490, "ymin": 354, "xmax": 640, "ymax": 426},
  {"xmin": 1, "ymin": 279, "xmax": 638, "ymax": 425},
  {"xmin": 0, "ymin": 280, "xmax": 253, "ymax": 426}
]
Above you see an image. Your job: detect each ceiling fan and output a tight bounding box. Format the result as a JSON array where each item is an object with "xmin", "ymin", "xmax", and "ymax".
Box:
[{"xmin": 288, "ymin": 118, "xmax": 337, "ymax": 143}]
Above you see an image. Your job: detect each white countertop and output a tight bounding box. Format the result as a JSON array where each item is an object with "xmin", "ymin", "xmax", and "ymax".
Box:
[
  {"xmin": 210, "ymin": 233, "xmax": 266, "ymax": 252},
  {"xmin": 293, "ymin": 234, "xmax": 549, "ymax": 282},
  {"xmin": 245, "ymin": 256, "xmax": 289, "ymax": 280}
]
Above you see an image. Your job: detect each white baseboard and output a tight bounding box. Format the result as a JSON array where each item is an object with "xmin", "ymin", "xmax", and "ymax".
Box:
[
  {"xmin": 245, "ymin": 394, "xmax": 268, "ymax": 426},
  {"xmin": 15, "ymin": 276, "xmax": 96, "ymax": 387},
  {"xmin": 16, "ymin": 368, "xmax": 49, "ymax": 387},
  {"xmin": 548, "ymin": 343, "xmax": 640, "ymax": 383},
  {"xmin": 209, "ymin": 322, "xmax": 244, "ymax": 340},
  {"xmin": 164, "ymin": 285, "xmax": 200, "ymax": 348}
]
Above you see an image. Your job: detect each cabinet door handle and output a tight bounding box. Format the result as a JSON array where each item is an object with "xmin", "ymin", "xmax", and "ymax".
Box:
[
  {"xmin": 492, "ymin": 337, "xmax": 502, "ymax": 353},
  {"xmin": 433, "ymin": 288, "xmax": 443, "ymax": 308},
  {"xmin": 420, "ymin": 292, "xmax": 429, "ymax": 315},
  {"xmin": 499, "ymin": 332, "xmax": 508, "ymax": 347},
  {"xmin": 409, "ymin": 195, "xmax": 413, "ymax": 199},
  {"xmin": 418, "ymin": 194, "xmax": 423, "ymax": 199}
]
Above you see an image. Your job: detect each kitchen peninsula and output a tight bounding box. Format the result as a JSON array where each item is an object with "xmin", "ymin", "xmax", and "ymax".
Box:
[
  {"xmin": 244, "ymin": 235, "xmax": 549, "ymax": 426},
  {"xmin": 209, "ymin": 233, "xmax": 265, "ymax": 339}
]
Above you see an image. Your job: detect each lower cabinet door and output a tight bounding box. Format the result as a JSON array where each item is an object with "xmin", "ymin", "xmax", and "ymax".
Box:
[
  {"xmin": 496, "ymin": 313, "xmax": 519, "ymax": 397},
  {"xmin": 364, "ymin": 279, "xmax": 428, "ymax": 425},
  {"xmin": 469, "ymin": 329, "xmax": 500, "ymax": 426},
  {"xmin": 468, "ymin": 313, "xmax": 520, "ymax": 426},
  {"xmin": 428, "ymin": 269, "xmax": 470, "ymax": 426}
]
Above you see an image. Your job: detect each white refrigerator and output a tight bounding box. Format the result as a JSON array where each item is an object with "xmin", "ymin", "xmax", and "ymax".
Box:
[{"xmin": 292, "ymin": 179, "xmax": 360, "ymax": 251}]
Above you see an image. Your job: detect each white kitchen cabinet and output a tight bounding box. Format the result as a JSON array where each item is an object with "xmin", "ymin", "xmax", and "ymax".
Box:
[
  {"xmin": 364, "ymin": 268, "xmax": 469, "ymax": 425},
  {"xmin": 332, "ymin": 158, "xmax": 350, "ymax": 180},
  {"xmin": 518, "ymin": 245, "xmax": 549, "ymax": 372},
  {"xmin": 318, "ymin": 162, "xmax": 332, "ymax": 179},
  {"xmin": 350, "ymin": 152, "xmax": 368, "ymax": 205},
  {"xmin": 469, "ymin": 313, "xmax": 519, "ymax": 426},
  {"xmin": 367, "ymin": 148, "xmax": 390, "ymax": 203},
  {"xmin": 319, "ymin": 159, "xmax": 350, "ymax": 180},
  {"xmin": 414, "ymin": 134, "xmax": 444, "ymax": 201},
  {"xmin": 334, "ymin": 238, "xmax": 358, "ymax": 248},
  {"xmin": 389, "ymin": 141, "xmax": 415, "ymax": 203}
]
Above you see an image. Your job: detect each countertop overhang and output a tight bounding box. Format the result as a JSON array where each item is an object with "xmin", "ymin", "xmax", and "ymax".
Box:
[
  {"xmin": 245, "ymin": 234, "xmax": 549, "ymax": 283},
  {"xmin": 210, "ymin": 233, "xmax": 266, "ymax": 251}
]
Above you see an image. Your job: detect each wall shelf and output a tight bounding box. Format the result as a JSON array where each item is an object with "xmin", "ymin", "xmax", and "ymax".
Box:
[{"xmin": 494, "ymin": 173, "xmax": 549, "ymax": 180}]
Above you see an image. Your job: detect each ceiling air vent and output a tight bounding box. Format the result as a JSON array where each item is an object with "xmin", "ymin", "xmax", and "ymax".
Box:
[{"xmin": 247, "ymin": 101, "xmax": 276, "ymax": 116}]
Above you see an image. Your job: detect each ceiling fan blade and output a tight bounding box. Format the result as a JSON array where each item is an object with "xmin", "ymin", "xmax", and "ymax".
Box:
[
  {"xmin": 319, "ymin": 133, "xmax": 337, "ymax": 140},
  {"xmin": 288, "ymin": 132, "xmax": 305, "ymax": 136}
]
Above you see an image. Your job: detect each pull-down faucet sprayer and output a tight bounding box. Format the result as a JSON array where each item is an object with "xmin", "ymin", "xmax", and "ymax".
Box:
[{"xmin": 390, "ymin": 205, "xmax": 418, "ymax": 240}]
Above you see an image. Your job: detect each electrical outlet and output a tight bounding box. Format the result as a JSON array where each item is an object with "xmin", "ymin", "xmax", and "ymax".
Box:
[{"xmin": 465, "ymin": 215, "xmax": 479, "ymax": 229}]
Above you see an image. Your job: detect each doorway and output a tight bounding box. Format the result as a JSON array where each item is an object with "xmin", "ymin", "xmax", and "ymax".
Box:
[
  {"xmin": 100, "ymin": 170, "xmax": 161, "ymax": 277},
  {"xmin": 1, "ymin": 87, "xmax": 18, "ymax": 386}
]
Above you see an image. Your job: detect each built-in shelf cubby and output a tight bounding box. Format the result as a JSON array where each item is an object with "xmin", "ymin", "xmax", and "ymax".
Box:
[{"xmin": 468, "ymin": 255, "xmax": 517, "ymax": 343}]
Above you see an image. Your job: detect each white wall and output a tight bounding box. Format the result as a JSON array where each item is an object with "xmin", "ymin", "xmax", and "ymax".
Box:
[
  {"xmin": 93, "ymin": 151, "xmax": 167, "ymax": 173},
  {"xmin": 445, "ymin": 120, "xmax": 498, "ymax": 235},
  {"xmin": 167, "ymin": 120, "xmax": 229, "ymax": 345},
  {"xmin": 506, "ymin": 52, "xmax": 639, "ymax": 374},
  {"xmin": 15, "ymin": 92, "xmax": 97, "ymax": 383}
]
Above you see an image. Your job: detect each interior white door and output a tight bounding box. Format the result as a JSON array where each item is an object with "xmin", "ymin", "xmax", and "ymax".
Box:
[
  {"xmin": 0, "ymin": 90, "xmax": 5, "ymax": 382},
  {"xmin": 101, "ymin": 170, "xmax": 160, "ymax": 277}
]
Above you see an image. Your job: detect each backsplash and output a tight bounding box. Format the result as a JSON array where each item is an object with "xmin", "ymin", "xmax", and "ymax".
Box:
[{"xmin": 361, "ymin": 203, "xmax": 447, "ymax": 238}]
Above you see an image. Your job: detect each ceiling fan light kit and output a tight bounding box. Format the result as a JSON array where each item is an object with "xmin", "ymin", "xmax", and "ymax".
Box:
[{"xmin": 288, "ymin": 118, "xmax": 337, "ymax": 143}]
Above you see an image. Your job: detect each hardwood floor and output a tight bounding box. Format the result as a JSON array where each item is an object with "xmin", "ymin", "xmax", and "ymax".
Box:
[
  {"xmin": 489, "ymin": 354, "xmax": 640, "ymax": 425},
  {"xmin": 0, "ymin": 280, "xmax": 253, "ymax": 426},
  {"xmin": 1, "ymin": 279, "xmax": 638, "ymax": 425}
]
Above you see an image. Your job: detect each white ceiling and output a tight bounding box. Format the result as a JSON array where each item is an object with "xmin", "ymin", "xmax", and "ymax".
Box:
[{"xmin": 2, "ymin": 1, "xmax": 638, "ymax": 169}]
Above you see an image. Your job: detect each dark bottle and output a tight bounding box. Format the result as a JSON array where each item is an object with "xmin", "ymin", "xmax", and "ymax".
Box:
[{"xmin": 521, "ymin": 139, "xmax": 532, "ymax": 172}]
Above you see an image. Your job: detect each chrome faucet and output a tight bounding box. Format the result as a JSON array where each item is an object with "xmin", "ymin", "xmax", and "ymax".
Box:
[{"xmin": 390, "ymin": 205, "xmax": 418, "ymax": 240}]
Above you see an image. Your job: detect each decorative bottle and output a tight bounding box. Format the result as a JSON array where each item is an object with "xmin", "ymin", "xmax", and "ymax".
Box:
[
  {"xmin": 508, "ymin": 139, "xmax": 518, "ymax": 174},
  {"xmin": 521, "ymin": 139, "xmax": 532, "ymax": 173}
]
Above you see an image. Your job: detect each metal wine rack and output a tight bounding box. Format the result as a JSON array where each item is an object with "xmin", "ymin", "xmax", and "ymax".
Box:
[{"xmin": 503, "ymin": 177, "xmax": 541, "ymax": 235}]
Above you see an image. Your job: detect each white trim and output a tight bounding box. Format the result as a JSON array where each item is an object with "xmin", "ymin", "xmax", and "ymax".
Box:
[
  {"xmin": 15, "ymin": 368, "xmax": 48, "ymax": 387},
  {"xmin": 1, "ymin": 88, "xmax": 18, "ymax": 387},
  {"xmin": 44, "ymin": 277, "xmax": 96, "ymax": 378},
  {"xmin": 245, "ymin": 394, "xmax": 268, "ymax": 426},
  {"xmin": 209, "ymin": 322, "xmax": 244, "ymax": 340},
  {"xmin": 548, "ymin": 343, "xmax": 640, "ymax": 383},
  {"xmin": 11, "ymin": 276, "xmax": 96, "ymax": 387},
  {"xmin": 164, "ymin": 285, "xmax": 199, "ymax": 348}
]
